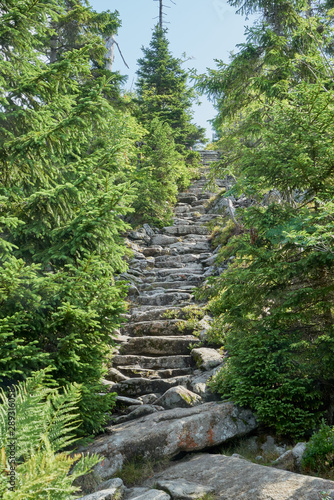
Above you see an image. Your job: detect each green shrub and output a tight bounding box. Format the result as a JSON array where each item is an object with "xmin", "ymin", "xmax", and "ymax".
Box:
[{"xmin": 302, "ymin": 421, "xmax": 334, "ymax": 476}]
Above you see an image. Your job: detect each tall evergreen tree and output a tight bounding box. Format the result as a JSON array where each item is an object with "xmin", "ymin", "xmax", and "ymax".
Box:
[
  {"xmin": 0, "ymin": 0, "xmax": 141, "ymax": 435},
  {"xmin": 136, "ymin": 25, "xmax": 206, "ymax": 150},
  {"xmin": 41, "ymin": 0, "xmax": 126, "ymax": 104},
  {"xmin": 197, "ymin": 0, "xmax": 334, "ymax": 436}
]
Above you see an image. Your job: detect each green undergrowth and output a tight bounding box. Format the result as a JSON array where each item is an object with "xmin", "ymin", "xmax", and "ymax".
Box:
[
  {"xmin": 114, "ymin": 456, "xmax": 171, "ymax": 487},
  {"xmin": 163, "ymin": 305, "xmax": 205, "ymax": 322},
  {"xmin": 219, "ymin": 428, "xmax": 334, "ymax": 481},
  {"xmin": 219, "ymin": 435, "xmax": 289, "ymax": 467},
  {"xmin": 302, "ymin": 421, "xmax": 334, "ymax": 481},
  {"xmin": 209, "ymin": 218, "xmax": 241, "ymax": 248}
]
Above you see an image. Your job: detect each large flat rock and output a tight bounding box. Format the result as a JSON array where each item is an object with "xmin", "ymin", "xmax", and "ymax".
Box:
[
  {"xmin": 144, "ymin": 454, "xmax": 334, "ymax": 500},
  {"xmin": 84, "ymin": 403, "xmax": 257, "ymax": 480}
]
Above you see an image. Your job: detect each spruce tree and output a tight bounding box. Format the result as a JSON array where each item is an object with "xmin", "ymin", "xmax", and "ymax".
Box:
[
  {"xmin": 197, "ymin": 1, "xmax": 334, "ymax": 436},
  {"xmin": 136, "ymin": 25, "xmax": 205, "ymax": 150},
  {"xmin": 133, "ymin": 118, "xmax": 191, "ymax": 226},
  {"xmin": 0, "ymin": 0, "xmax": 141, "ymax": 435}
]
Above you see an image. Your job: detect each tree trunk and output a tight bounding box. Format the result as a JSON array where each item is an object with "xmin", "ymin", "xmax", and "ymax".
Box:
[
  {"xmin": 104, "ymin": 34, "xmax": 115, "ymax": 71},
  {"xmin": 159, "ymin": 0, "xmax": 163, "ymax": 28}
]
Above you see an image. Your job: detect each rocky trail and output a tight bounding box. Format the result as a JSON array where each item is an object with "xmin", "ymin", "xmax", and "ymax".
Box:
[
  {"xmin": 79, "ymin": 154, "xmax": 334, "ymax": 500},
  {"xmin": 106, "ymin": 158, "xmax": 226, "ymax": 412}
]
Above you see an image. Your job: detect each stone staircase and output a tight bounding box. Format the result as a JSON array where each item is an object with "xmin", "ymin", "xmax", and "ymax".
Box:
[
  {"xmin": 198, "ymin": 150, "xmax": 220, "ymax": 164},
  {"xmin": 106, "ymin": 169, "xmax": 226, "ymax": 419}
]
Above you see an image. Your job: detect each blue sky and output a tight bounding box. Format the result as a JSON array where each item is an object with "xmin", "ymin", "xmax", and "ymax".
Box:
[{"xmin": 89, "ymin": 0, "xmax": 256, "ymax": 139}]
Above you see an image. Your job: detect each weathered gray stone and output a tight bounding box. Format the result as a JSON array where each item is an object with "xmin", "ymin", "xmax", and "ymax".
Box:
[
  {"xmin": 151, "ymin": 266, "xmax": 203, "ymax": 277},
  {"xmin": 273, "ymin": 442, "xmax": 307, "ymax": 472},
  {"xmin": 174, "ymin": 204, "xmax": 191, "ymax": 214},
  {"xmin": 127, "ymin": 284, "xmax": 140, "ymax": 297},
  {"xmin": 115, "ymin": 395, "xmax": 143, "ymax": 406},
  {"xmin": 124, "ymin": 488, "xmax": 171, "ymax": 500},
  {"xmin": 123, "ymin": 320, "xmax": 191, "ymax": 337},
  {"xmin": 95, "ymin": 478, "xmax": 125, "ymax": 493},
  {"xmin": 143, "ymin": 223, "xmax": 155, "ymax": 237},
  {"xmin": 292, "ymin": 442, "xmax": 307, "ymax": 465},
  {"xmin": 105, "ymin": 367, "xmax": 129, "ymax": 383},
  {"xmin": 117, "ymin": 365, "xmax": 192, "ymax": 380},
  {"xmin": 78, "ymin": 485, "xmax": 123, "ymax": 500},
  {"xmin": 138, "ymin": 393, "xmax": 161, "ymax": 404},
  {"xmin": 144, "ymin": 453, "xmax": 334, "ymax": 500},
  {"xmin": 130, "ymin": 250, "xmax": 146, "ymax": 260},
  {"xmin": 188, "ymin": 365, "xmax": 222, "ymax": 400},
  {"xmin": 169, "ymin": 241, "xmax": 210, "ymax": 253},
  {"xmin": 129, "ymin": 307, "xmax": 184, "ymax": 322},
  {"xmin": 155, "ymin": 479, "xmax": 214, "ymax": 499},
  {"xmin": 82, "ymin": 403, "xmax": 257, "ymax": 480},
  {"xmin": 113, "ymin": 404, "xmax": 165, "ymax": 424},
  {"xmin": 112, "ymin": 355, "xmax": 193, "ymax": 370},
  {"xmin": 260, "ymin": 435, "xmax": 286, "ymax": 457},
  {"xmin": 140, "ymin": 282, "xmax": 195, "ymax": 292},
  {"xmin": 142, "ymin": 246, "xmax": 170, "ymax": 257},
  {"xmin": 154, "ymin": 255, "xmax": 184, "ymax": 268},
  {"xmin": 272, "ymin": 450, "xmax": 295, "ymax": 470},
  {"xmin": 119, "ymin": 336, "xmax": 200, "ymax": 357},
  {"xmin": 151, "ymin": 235, "xmax": 179, "ymax": 246},
  {"xmin": 124, "ymin": 239, "xmax": 142, "ymax": 252},
  {"xmin": 155, "ymin": 386, "xmax": 202, "ymax": 409},
  {"xmin": 164, "ymin": 225, "xmax": 209, "ymax": 236},
  {"xmin": 190, "ymin": 206, "xmax": 206, "ymax": 214},
  {"xmin": 177, "ymin": 194, "xmax": 198, "ymax": 204},
  {"xmin": 191, "ymin": 348, "xmax": 223, "ymax": 370},
  {"xmin": 136, "ymin": 292, "xmax": 193, "ymax": 306},
  {"xmin": 173, "ymin": 218, "xmax": 191, "ymax": 225},
  {"xmin": 113, "ymin": 375, "xmax": 192, "ymax": 397},
  {"xmin": 128, "ymin": 230, "xmax": 150, "ymax": 241}
]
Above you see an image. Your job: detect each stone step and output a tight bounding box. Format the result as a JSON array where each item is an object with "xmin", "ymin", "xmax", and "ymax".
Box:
[
  {"xmin": 189, "ymin": 206, "xmax": 206, "ymax": 214},
  {"xmin": 174, "ymin": 204, "xmax": 191, "ymax": 214},
  {"xmin": 169, "ymin": 241, "xmax": 211, "ymax": 253},
  {"xmin": 112, "ymin": 354, "xmax": 194, "ymax": 370},
  {"xmin": 145, "ymin": 266, "xmax": 203, "ymax": 277},
  {"xmin": 177, "ymin": 194, "xmax": 198, "ymax": 204},
  {"xmin": 116, "ymin": 365, "xmax": 193, "ymax": 379},
  {"xmin": 119, "ymin": 336, "xmax": 200, "ymax": 356},
  {"xmin": 129, "ymin": 307, "xmax": 185, "ymax": 322},
  {"xmin": 142, "ymin": 246, "xmax": 173, "ymax": 257},
  {"xmin": 136, "ymin": 292, "xmax": 193, "ymax": 306},
  {"xmin": 198, "ymin": 214, "xmax": 221, "ymax": 222},
  {"xmin": 151, "ymin": 234, "xmax": 180, "ymax": 246},
  {"xmin": 182, "ymin": 234, "xmax": 209, "ymax": 241},
  {"xmin": 122, "ymin": 320, "xmax": 193, "ymax": 337},
  {"xmin": 198, "ymin": 193, "xmax": 213, "ymax": 200},
  {"xmin": 154, "ymin": 254, "xmax": 201, "ymax": 267},
  {"xmin": 141, "ymin": 274, "xmax": 205, "ymax": 285},
  {"xmin": 113, "ymin": 375, "xmax": 192, "ymax": 397},
  {"xmin": 139, "ymin": 282, "xmax": 197, "ymax": 292},
  {"xmin": 163, "ymin": 225, "xmax": 210, "ymax": 236}
]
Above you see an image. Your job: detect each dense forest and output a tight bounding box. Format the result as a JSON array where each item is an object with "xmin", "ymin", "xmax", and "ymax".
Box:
[
  {"xmin": 196, "ymin": 0, "xmax": 334, "ymax": 439},
  {"xmin": 1, "ymin": 0, "xmax": 334, "ymax": 497}
]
